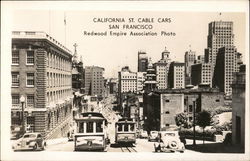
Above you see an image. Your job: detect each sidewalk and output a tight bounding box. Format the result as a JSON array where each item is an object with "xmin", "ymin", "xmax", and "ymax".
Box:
[{"xmin": 46, "ymin": 137, "xmax": 68, "ymax": 146}]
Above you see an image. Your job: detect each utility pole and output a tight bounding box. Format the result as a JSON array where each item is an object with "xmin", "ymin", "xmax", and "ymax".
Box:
[{"xmin": 193, "ymin": 100, "xmax": 196, "ymax": 146}]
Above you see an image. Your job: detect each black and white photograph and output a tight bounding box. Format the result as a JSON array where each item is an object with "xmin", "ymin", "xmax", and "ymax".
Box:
[{"xmin": 1, "ymin": 1, "xmax": 249, "ymax": 161}]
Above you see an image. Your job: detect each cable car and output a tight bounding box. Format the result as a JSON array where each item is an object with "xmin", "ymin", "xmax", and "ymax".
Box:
[
  {"xmin": 74, "ymin": 112, "xmax": 109, "ymax": 151},
  {"xmin": 115, "ymin": 118, "xmax": 136, "ymax": 145}
]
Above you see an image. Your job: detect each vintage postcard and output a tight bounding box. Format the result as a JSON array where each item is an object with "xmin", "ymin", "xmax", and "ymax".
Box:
[{"xmin": 1, "ymin": 1, "xmax": 249, "ymax": 161}]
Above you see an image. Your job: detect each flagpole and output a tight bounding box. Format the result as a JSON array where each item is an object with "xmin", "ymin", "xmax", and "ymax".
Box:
[{"xmin": 64, "ymin": 12, "xmax": 66, "ymax": 46}]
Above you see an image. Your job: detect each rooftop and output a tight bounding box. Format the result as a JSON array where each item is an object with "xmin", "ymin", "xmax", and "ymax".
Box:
[{"xmin": 12, "ymin": 31, "xmax": 72, "ymax": 54}]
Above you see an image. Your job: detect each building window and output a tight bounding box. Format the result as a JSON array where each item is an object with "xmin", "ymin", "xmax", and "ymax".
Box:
[
  {"xmin": 27, "ymin": 95, "xmax": 34, "ymax": 107},
  {"xmin": 12, "ymin": 95, "xmax": 19, "ymax": 105},
  {"xmin": 216, "ymin": 99, "xmax": 220, "ymax": 102},
  {"xmin": 27, "ymin": 51, "xmax": 34, "ymax": 65},
  {"xmin": 189, "ymin": 105, "xmax": 193, "ymax": 112},
  {"xmin": 12, "ymin": 72, "xmax": 19, "ymax": 87},
  {"xmin": 26, "ymin": 116, "xmax": 35, "ymax": 132},
  {"xmin": 165, "ymin": 111, "xmax": 170, "ymax": 114},
  {"xmin": 12, "ymin": 51, "xmax": 19, "ymax": 65},
  {"xmin": 27, "ymin": 73, "xmax": 35, "ymax": 87},
  {"xmin": 165, "ymin": 124, "xmax": 170, "ymax": 127},
  {"xmin": 165, "ymin": 99, "xmax": 170, "ymax": 102}
]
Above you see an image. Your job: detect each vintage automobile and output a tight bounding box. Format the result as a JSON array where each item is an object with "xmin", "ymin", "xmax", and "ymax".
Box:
[
  {"xmin": 148, "ymin": 131, "xmax": 159, "ymax": 142},
  {"xmin": 140, "ymin": 130, "xmax": 148, "ymax": 139},
  {"xmin": 12, "ymin": 133, "xmax": 46, "ymax": 151},
  {"xmin": 154, "ymin": 131, "xmax": 185, "ymax": 153}
]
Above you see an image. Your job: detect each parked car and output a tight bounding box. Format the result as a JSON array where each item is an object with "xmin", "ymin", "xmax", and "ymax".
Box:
[
  {"xmin": 140, "ymin": 131, "xmax": 148, "ymax": 139},
  {"xmin": 148, "ymin": 131, "xmax": 159, "ymax": 142},
  {"xmin": 154, "ymin": 131, "xmax": 185, "ymax": 153},
  {"xmin": 12, "ymin": 133, "xmax": 46, "ymax": 151}
]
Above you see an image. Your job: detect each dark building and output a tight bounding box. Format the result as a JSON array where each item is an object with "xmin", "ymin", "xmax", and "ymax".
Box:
[
  {"xmin": 11, "ymin": 31, "xmax": 73, "ymax": 138},
  {"xmin": 213, "ymin": 46, "xmax": 238, "ymax": 95},
  {"xmin": 72, "ymin": 43, "xmax": 84, "ymax": 93},
  {"xmin": 84, "ymin": 66, "xmax": 105, "ymax": 97},
  {"xmin": 138, "ymin": 51, "xmax": 148, "ymax": 72}
]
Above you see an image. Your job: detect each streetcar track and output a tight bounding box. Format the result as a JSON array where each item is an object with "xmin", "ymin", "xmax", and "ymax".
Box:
[{"xmin": 120, "ymin": 145, "xmax": 137, "ymax": 153}]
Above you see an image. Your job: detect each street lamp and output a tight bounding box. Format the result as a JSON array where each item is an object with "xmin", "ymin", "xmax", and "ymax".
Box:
[{"xmin": 20, "ymin": 95, "xmax": 26, "ymax": 135}]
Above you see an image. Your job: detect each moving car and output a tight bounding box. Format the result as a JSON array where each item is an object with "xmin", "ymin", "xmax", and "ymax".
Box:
[
  {"xmin": 140, "ymin": 131, "xmax": 148, "ymax": 139},
  {"xmin": 12, "ymin": 133, "xmax": 46, "ymax": 151},
  {"xmin": 154, "ymin": 131, "xmax": 185, "ymax": 153},
  {"xmin": 148, "ymin": 131, "xmax": 159, "ymax": 142}
]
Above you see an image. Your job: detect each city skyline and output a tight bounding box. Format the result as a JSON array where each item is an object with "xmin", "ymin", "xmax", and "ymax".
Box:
[{"xmin": 11, "ymin": 11, "xmax": 246, "ymax": 78}]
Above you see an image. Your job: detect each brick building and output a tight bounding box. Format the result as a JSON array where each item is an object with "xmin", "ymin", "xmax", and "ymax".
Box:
[{"xmin": 11, "ymin": 31, "xmax": 73, "ymax": 139}]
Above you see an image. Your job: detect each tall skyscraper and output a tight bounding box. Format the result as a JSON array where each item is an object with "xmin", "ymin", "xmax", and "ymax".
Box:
[
  {"xmin": 205, "ymin": 21, "xmax": 234, "ymax": 68},
  {"xmin": 144, "ymin": 58, "xmax": 158, "ymax": 92},
  {"xmin": 213, "ymin": 46, "xmax": 238, "ymax": 95},
  {"xmin": 138, "ymin": 51, "xmax": 148, "ymax": 72},
  {"xmin": 154, "ymin": 48, "xmax": 171, "ymax": 89},
  {"xmin": 168, "ymin": 62, "xmax": 185, "ymax": 89},
  {"xmin": 84, "ymin": 66, "xmax": 104, "ymax": 97},
  {"xmin": 184, "ymin": 50, "xmax": 196, "ymax": 85}
]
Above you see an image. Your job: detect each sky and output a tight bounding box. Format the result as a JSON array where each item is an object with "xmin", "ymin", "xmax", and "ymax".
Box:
[{"xmin": 11, "ymin": 10, "xmax": 246, "ymax": 78}]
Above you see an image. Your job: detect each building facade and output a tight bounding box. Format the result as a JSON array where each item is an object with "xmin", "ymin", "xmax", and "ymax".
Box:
[
  {"xmin": 231, "ymin": 65, "xmax": 245, "ymax": 149},
  {"xmin": 213, "ymin": 46, "xmax": 238, "ymax": 95},
  {"xmin": 191, "ymin": 63, "xmax": 212, "ymax": 86},
  {"xmin": 84, "ymin": 66, "xmax": 105, "ymax": 97},
  {"xmin": 144, "ymin": 58, "xmax": 158, "ymax": 92},
  {"xmin": 205, "ymin": 21, "xmax": 234, "ymax": 68},
  {"xmin": 154, "ymin": 48, "xmax": 171, "ymax": 89},
  {"xmin": 195, "ymin": 55, "xmax": 205, "ymax": 64},
  {"xmin": 143, "ymin": 86, "xmax": 225, "ymax": 131},
  {"xmin": 138, "ymin": 51, "xmax": 148, "ymax": 72},
  {"xmin": 185, "ymin": 50, "xmax": 196, "ymax": 77},
  {"xmin": 168, "ymin": 62, "xmax": 185, "ymax": 89},
  {"xmin": 11, "ymin": 31, "xmax": 73, "ymax": 139}
]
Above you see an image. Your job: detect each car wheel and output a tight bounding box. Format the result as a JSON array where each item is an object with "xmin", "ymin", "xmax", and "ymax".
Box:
[
  {"xmin": 33, "ymin": 144, "xmax": 38, "ymax": 151},
  {"xmin": 42, "ymin": 142, "xmax": 46, "ymax": 150}
]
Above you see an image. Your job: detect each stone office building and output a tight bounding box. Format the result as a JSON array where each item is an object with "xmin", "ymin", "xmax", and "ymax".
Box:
[{"xmin": 11, "ymin": 31, "xmax": 73, "ymax": 139}]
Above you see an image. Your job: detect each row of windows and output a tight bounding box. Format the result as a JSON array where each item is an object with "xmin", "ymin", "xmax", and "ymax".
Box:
[
  {"xmin": 47, "ymin": 52, "xmax": 71, "ymax": 72},
  {"xmin": 12, "ymin": 72, "xmax": 34, "ymax": 87},
  {"xmin": 46, "ymin": 89, "xmax": 71, "ymax": 103},
  {"xmin": 47, "ymin": 72, "xmax": 71, "ymax": 88},
  {"xmin": 122, "ymin": 76, "xmax": 137, "ymax": 79},
  {"xmin": 12, "ymin": 50, "xmax": 34, "ymax": 65},
  {"xmin": 12, "ymin": 94, "xmax": 34, "ymax": 106}
]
